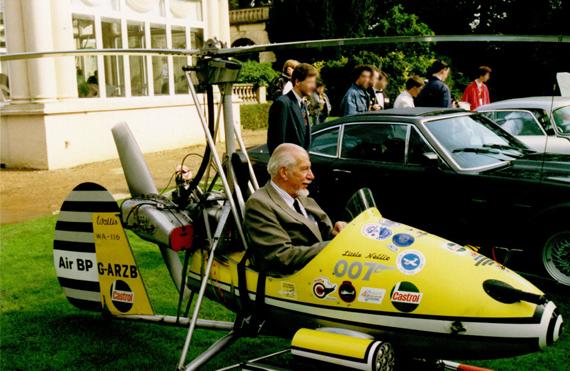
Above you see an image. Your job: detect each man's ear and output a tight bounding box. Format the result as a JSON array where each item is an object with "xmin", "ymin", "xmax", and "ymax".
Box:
[{"xmin": 278, "ymin": 166, "xmax": 288, "ymax": 181}]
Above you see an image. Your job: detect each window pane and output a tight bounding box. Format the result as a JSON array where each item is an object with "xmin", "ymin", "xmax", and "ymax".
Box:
[
  {"xmin": 407, "ymin": 127, "xmax": 432, "ymax": 165},
  {"xmin": 342, "ymin": 124, "xmax": 406, "ymax": 163},
  {"xmin": 172, "ymin": 26, "xmax": 188, "ymax": 94},
  {"xmin": 102, "ymin": 19, "xmax": 125, "ymax": 97},
  {"xmin": 151, "ymin": 25, "xmax": 168, "ymax": 95},
  {"xmin": 128, "ymin": 22, "xmax": 147, "ymax": 96},
  {"xmin": 310, "ymin": 128, "xmax": 339, "ymax": 157},
  {"xmin": 494, "ymin": 111, "xmax": 544, "ymax": 136},
  {"xmin": 73, "ymin": 16, "xmax": 98, "ymax": 98},
  {"xmin": 553, "ymin": 106, "xmax": 570, "ymax": 134}
]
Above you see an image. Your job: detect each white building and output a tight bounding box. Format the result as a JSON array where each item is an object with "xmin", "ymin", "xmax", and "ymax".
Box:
[{"xmin": 0, "ymin": 0, "xmax": 238, "ymax": 169}]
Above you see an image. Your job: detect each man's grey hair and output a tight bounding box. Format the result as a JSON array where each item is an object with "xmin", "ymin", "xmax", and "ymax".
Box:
[{"xmin": 267, "ymin": 143, "xmax": 307, "ymax": 177}]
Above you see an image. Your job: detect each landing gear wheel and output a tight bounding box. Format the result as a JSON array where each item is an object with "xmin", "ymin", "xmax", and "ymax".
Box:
[
  {"xmin": 542, "ymin": 230, "xmax": 570, "ymax": 286},
  {"xmin": 373, "ymin": 341, "xmax": 395, "ymax": 371}
]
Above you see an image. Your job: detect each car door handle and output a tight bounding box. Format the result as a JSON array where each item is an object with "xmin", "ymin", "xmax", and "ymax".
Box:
[{"xmin": 333, "ymin": 169, "xmax": 352, "ymax": 174}]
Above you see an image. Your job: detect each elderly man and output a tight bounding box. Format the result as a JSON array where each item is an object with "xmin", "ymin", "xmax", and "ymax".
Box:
[{"xmin": 244, "ymin": 143, "xmax": 346, "ymax": 275}]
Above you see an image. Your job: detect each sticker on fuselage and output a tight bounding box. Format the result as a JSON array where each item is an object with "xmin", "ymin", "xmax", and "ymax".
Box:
[
  {"xmin": 396, "ymin": 250, "xmax": 425, "ymax": 275},
  {"xmin": 390, "ymin": 281, "xmax": 423, "ymax": 313}
]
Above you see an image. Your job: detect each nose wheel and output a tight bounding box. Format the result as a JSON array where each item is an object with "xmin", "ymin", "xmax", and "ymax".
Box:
[{"xmin": 373, "ymin": 341, "xmax": 395, "ymax": 371}]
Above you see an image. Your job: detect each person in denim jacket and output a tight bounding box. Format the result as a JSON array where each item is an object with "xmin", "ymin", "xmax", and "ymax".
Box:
[{"xmin": 340, "ymin": 65, "xmax": 373, "ymax": 116}]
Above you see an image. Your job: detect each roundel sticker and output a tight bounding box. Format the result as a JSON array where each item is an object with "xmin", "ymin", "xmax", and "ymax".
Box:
[
  {"xmin": 396, "ymin": 250, "xmax": 425, "ymax": 275},
  {"xmin": 312, "ymin": 277, "xmax": 336, "ymax": 300},
  {"xmin": 390, "ymin": 281, "xmax": 423, "ymax": 313},
  {"xmin": 110, "ymin": 280, "xmax": 135, "ymax": 313},
  {"xmin": 362, "ymin": 224, "xmax": 393, "ymax": 241},
  {"xmin": 441, "ymin": 241, "xmax": 468, "ymax": 255},
  {"xmin": 339, "ymin": 281, "xmax": 356, "ymax": 303},
  {"xmin": 392, "ymin": 233, "xmax": 415, "ymax": 247}
]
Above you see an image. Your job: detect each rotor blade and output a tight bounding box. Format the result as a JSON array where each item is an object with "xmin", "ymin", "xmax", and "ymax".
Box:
[
  {"xmin": 0, "ymin": 34, "xmax": 567, "ymax": 62},
  {"xmin": 215, "ymin": 34, "xmax": 570, "ymax": 56},
  {"xmin": 0, "ymin": 47, "xmax": 200, "ymax": 61}
]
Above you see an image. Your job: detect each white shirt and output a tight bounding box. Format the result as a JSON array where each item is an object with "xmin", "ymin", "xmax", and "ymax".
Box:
[
  {"xmin": 270, "ymin": 181, "xmax": 314, "ymax": 221},
  {"xmin": 475, "ymin": 79, "xmax": 484, "ymax": 107},
  {"xmin": 393, "ymin": 90, "xmax": 415, "ymax": 109},
  {"xmin": 291, "ymin": 88, "xmax": 304, "ymax": 108},
  {"xmin": 283, "ymin": 81, "xmax": 293, "ymax": 96}
]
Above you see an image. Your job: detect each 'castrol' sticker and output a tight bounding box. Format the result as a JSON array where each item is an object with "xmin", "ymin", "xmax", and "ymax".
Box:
[{"xmin": 390, "ymin": 281, "xmax": 423, "ymax": 313}]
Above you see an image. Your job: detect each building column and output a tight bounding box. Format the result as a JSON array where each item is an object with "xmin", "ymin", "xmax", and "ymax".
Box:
[
  {"xmin": 51, "ymin": 0, "xmax": 77, "ymax": 100},
  {"xmin": 4, "ymin": 0, "xmax": 30, "ymax": 103},
  {"xmin": 20, "ymin": 0, "xmax": 58, "ymax": 101},
  {"xmin": 206, "ymin": 0, "xmax": 220, "ymax": 41},
  {"xmin": 218, "ymin": 0, "xmax": 231, "ymax": 46}
]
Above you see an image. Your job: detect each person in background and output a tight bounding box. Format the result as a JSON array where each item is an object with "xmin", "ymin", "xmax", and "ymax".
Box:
[
  {"xmin": 461, "ymin": 66, "xmax": 492, "ymax": 111},
  {"xmin": 369, "ymin": 69, "xmax": 389, "ymax": 110},
  {"xmin": 267, "ymin": 63, "xmax": 319, "ymax": 154},
  {"xmin": 416, "ymin": 60, "xmax": 453, "ymax": 108},
  {"xmin": 309, "ymin": 80, "xmax": 332, "ymax": 125},
  {"xmin": 269, "ymin": 59, "xmax": 300, "ymax": 101},
  {"xmin": 340, "ymin": 65, "xmax": 373, "ymax": 116},
  {"xmin": 393, "ymin": 76, "xmax": 425, "ymax": 109}
]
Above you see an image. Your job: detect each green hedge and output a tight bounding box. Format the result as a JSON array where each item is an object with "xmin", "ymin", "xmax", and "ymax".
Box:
[{"xmin": 240, "ymin": 103, "xmax": 271, "ymax": 130}]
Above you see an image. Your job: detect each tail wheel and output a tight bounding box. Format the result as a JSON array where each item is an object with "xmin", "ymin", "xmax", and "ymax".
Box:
[
  {"xmin": 542, "ymin": 230, "xmax": 570, "ymax": 286},
  {"xmin": 373, "ymin": 341, "xmax": 395, "ymax": 371}
]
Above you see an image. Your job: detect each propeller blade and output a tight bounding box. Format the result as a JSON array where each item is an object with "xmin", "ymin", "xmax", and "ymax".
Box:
[
  {"xmin": 214, "ymin": 34, "xmax": 570, "ymax": 56},
  {"xmin": 111, "ymin": 122, "xmax": 157, "ymax": 197},
  {"xmin": 1, "ymin": 35, "xmax": 567, "ymax": 61}
]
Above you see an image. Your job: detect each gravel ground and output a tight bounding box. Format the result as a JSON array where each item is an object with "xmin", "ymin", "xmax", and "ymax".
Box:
[{"xmin": 0, "ymin": 129, "xmax": 266, "ymax": 224}]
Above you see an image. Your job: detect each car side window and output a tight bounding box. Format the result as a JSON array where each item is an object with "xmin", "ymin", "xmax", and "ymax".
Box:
[
  {"xmin": 407, "ymin": 127, "xmax": 433, "ymax": 165},
  {"xmin": 341, "ymin": 123, "xmax": 407, "ymax": 163},
  {"xmin": 493, "ymin": 111, "xmax": 544, "ymax": 136},
  {"xmin": 310, "ymin": 127, "xmax": 340, "ymax": 157}
]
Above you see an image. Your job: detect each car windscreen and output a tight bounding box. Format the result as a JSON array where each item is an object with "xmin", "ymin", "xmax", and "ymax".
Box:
[
  {"xmin": 553, "ymin": 106, "xmax": 570, "ymax": 135},
  {"xmin": 423, "ymin": 114, "xmax": 529, "ymax": 170}
]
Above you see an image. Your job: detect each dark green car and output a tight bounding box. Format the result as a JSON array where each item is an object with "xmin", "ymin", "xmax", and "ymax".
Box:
[{"xmin": 248, "ymin": 108, "xmax": 570, "ymax": 286}]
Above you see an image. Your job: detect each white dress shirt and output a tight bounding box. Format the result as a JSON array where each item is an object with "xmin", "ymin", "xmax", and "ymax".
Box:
[
  {"xmin": 393, "ymin": 90, "xmax": 415, "ymax": 109},
  {"xmin": 270, "ymin": 181, "xmax": 315, "ymax": 222}
]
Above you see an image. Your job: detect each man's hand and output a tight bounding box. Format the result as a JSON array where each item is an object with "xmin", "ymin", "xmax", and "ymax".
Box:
[
  {"xmin": 371, "ymin": 104, "xmax": 381, "ymax": 111},
  {"xmin": 332, "ymin": 221, "xmax": 348, "ymax": 236}
]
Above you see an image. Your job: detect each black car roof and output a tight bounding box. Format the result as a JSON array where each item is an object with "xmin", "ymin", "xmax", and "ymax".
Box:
[{"xmin": 313, "ymin": 108, "xmax": 469, "ymax": 131}]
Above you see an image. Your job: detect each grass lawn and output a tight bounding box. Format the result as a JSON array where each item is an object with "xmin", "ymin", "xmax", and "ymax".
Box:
[{"xmin": 1, "ymin": 215, "xmax": 568, "ymax": 370}]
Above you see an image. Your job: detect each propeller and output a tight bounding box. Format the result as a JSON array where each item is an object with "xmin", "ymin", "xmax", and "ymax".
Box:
[{"xmin": 1, "ymin": 34, "xmax": 568, "ymax": 61}]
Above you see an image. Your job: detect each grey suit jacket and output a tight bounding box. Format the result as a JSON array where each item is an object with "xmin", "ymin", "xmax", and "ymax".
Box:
[{"xmin": 244, "ymin": 182, "xmax": 334, "ymax": 275}]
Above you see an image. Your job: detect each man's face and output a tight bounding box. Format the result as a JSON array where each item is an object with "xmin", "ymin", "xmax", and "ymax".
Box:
[
  {"xmin": 356, "ymin": 71, "xmax": 371, "ymax": 89},
  {"xmin": 375, "ymin": 76, "xmax": 388, "ymax": 90},
  {"xmin": 409, "ymin": 86, "xmax": 422, "ymax": 97},
  {"xmin": 279, "ymin": 152, "xmax": 314, "ymax": 197},
  {"xmin": 441, "ymin": 68, "xmax": 450, "ymax": 81},
  {"xmin": 480, "ymin": 72, "xmax": 491, "ymax": 82},
  {"xmin": 296, "ymin": 75, "xmax": 317, "ymax": 97},
  {"xmin": 370, "ymin": 71, "xmax": 379, "ymax": 89}
]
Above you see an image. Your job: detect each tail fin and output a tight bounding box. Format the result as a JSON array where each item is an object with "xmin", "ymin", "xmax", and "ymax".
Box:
[{"xmin": 54, "ymin": 182, "xmax": 153, "ymax": 315}]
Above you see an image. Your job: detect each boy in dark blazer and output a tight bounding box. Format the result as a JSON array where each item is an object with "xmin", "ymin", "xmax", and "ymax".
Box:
[{"xmin": 267, "ymin": 63, "xmax": 319, "ymax": 154}]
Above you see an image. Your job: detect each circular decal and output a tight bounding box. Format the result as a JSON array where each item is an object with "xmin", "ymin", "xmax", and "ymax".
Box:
[
  {"xmin": 110, "ymin": 279, "xmax": 134, "ymax": 313},
  {"xmin": 397, "ymin": 250, "xmax": 425, "ymax": 275},
  {"xmin": 312, "ymin": 278, "xmax": 336, "ymax": 299},
  {"xmin": 379, "ymin": 218, "xmax": 400, "ymax": 228},
  {"xmin": 339, "ymin": 281, "xmax": 356, "ymax": 303},
  {"xmin": 362, "ymin": 224, "xmax": 393, "ymax": 241},
  {"xmin": 441, "ymin": 241, "xmax": 468, "ymax": 255},
  {"xmin": 392, "ymin": 233, "xmax": 415, "ymax": 247},
  {"xmin": 390, "ymin": 281, "xmax": 423, "ymax": 313}
]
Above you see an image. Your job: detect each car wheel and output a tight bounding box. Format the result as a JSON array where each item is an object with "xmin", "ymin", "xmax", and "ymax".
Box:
[{"xmin": 541, "ymin": 230, "xmax": 570, "ymax": 286}]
